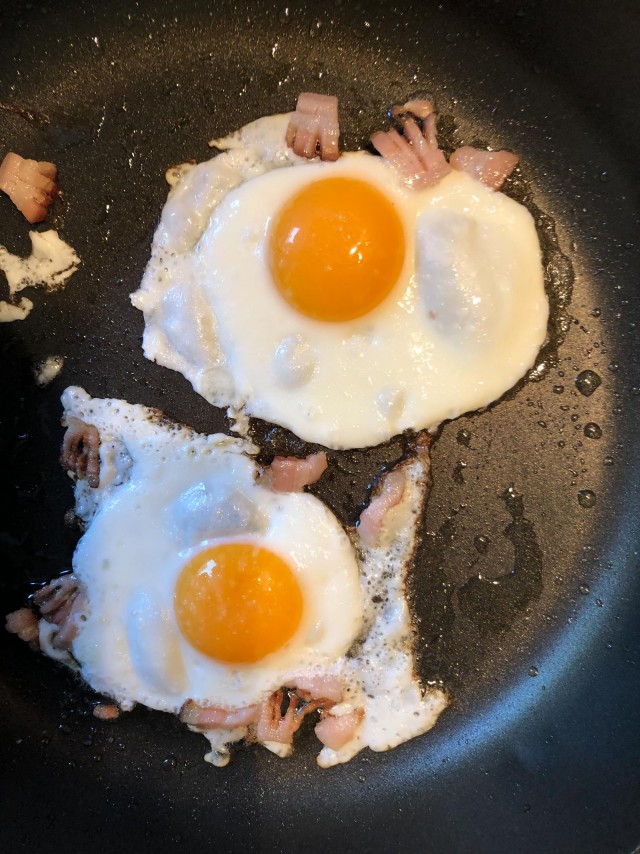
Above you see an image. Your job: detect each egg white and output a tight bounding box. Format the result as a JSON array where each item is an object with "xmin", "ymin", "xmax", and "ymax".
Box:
[{"xmin": 132, "ymin": 112, "xmax": 548, "ymax": 449}]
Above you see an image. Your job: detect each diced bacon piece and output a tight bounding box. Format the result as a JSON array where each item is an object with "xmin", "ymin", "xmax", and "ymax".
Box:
[
  {"xmin": 450, "ymin": 146, "xmax": 519, "ymax": 190},
  {"xmin": 422, "ymin": 114, "xmax": 439, "ymax": 150},
  {"xmin": 371, "ymin": 128, "xmax": 426, "ymax": 188},
  {"xmin": 46, "ymin": 590, "xmax": 75, "ymax": 625},
  {"xmin": 256, "ymin": 689, "xmax": 321, "ymax": 746},
  {"xmin": 391, "ymin": 99, "xmax": 435, "ymax": 120},
  {"xmin": 264, "ymin": 451, "xmax": 328, "ymax": 493},
  {"xmin": 287, "ymin": 673, "xmax": 343, "ymax": 703},
  {"xmin": 32, "ymin": 573, "xmax": 78, "ymax": 615},
  {"xmin": 51, "ymin": 591, "xmax": 87, "ymax": 650},
  {"xmin": 180, "ymin": 701, "xmax": 260, "ymax": 729},
  {"xmin": 60, "ymin": 417, "xmax": 101, "ymax": 488},
  {"xmin": 286, "ymin": 93, "xmax": 340, "ymax": 162},
  {"xmin": 401, "ymin": 117, "xmax": 451, "ymax": 184},
  {"xmin": 357, "ymin": 467, "xmax": 407, "ymax": 548},
  {"xmin": 5, "ymin": 608, "xmax": 40, "ymax": 649},
  {"xmin": 0, "ymin": 152, "xmax": 58, "ymax": 223},
  {"xmin": 32, "ymin": 574, "xmax": 87, "ymax": 650},
  {"xmin": 256, "ymin": 690, "xmax": 299, "ymax": 745},
  {"xmin": 315, "ymin": 708, "xmax": 363, "ymax": 751},
  {"xmin": 93, "ymin": 704, "xmax": 120, "ymax": 721},
  {"xmin": 371, "ymin": 112, "xmax": 450, "ymax": 189}
]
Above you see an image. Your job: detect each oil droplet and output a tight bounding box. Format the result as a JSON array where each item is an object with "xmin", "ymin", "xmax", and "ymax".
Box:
[
  {"xmin": 457, "ymin": 487, "xmax": 543, "ymax": 634},
  {"xmin": 579, "ymin": 583, "xmax": 590, "ymax": 595},
  {"xmin": 278, "ymin": 7, "xmax": 290, "ymax": 23},
  {"xmin": 528, "ymin": 361, "xmax": 550, "ymax": 382},
  {"xmin": 603, "ymin": 456, "xmax": 614, "ymax": 466},
  {"xmin": 631, "ymin": 387, "xmax": 640, "ymax": 396},
  {"xmin": 456, "ymin": 428, "xmax": 471, "ymax": 447},
  {"xmin": 595, "ymin": 598, "xmax": 603, "ymax": 607},
  {"xmin": 575, "ymin": 370, "xmax": 601, "ymax": 397},
  {"xmin": 528, "ymin": 666, "xmax": 539, "ymax": 677},
  {"xmin": 599, "ymin": 171, "xmax": 609, "ymax": 182},
  {"xmin": 578, "ymin": 489, "xmax": 597, "ymax": 508},
  {"xmin": 162, "ymin": 755, "xmax": 177, "ymax": 770},
  {"xmin": 453, "ymin": 461, "xmax": 467, "ymax": 485},
  {"xmin": 552, "ymin": 385, "xmax": 564, "ymax": 394},
  {"xmin": 590, "ymin": 307, "xmax": 601, "ymax": 317},
  {"xmin": 474, "ymin": 535, "xmax": 491, "ymax": 553},
  {"xmin": 608, "ymin": 362, "xmax": 619, "ymax": 372},
  {"xmin": 583, "ymin": 422, "xmax": 602, "ymax": 440}
]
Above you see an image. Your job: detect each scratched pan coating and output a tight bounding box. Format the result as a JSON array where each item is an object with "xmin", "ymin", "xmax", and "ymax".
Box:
[{"xmin": 1, "ymin": 1, "xmax": 639, "ymax": 851}]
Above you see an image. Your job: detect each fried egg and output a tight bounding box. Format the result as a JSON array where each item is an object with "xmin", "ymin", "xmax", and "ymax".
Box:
[
  {"xmin": 60, "ymin": 387, "xmax": 447, "ymax": 766},
  {"xmin": 132, "ymin": 112, "xmax": 548, "ymax": 449},
  {"xmin": 63, "ymin": 387, "xmax": 361, "ymax": 713}
]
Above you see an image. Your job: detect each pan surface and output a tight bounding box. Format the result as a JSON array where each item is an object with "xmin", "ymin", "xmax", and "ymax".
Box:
[{"xmin": 1, "ymin": 1, "xmax": 639, "ymax": 851}]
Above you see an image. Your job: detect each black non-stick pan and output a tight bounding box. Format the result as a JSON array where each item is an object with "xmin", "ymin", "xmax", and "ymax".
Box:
[{"xmin": 1, "ymin": 1, "xmax": 639, "ymax": 851}]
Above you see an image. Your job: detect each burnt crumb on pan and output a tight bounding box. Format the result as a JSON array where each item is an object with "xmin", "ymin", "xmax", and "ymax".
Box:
[
  {"xmin": 63, "ymin": 508, "xmax": 83, "ymax": 530},
  {"xmin": 60, "ymin": 417, "xmax": 101, "ymax": 488},
  {"xmin": 5, "ymin": 607, "xmax": 40, "ymax": 650}
]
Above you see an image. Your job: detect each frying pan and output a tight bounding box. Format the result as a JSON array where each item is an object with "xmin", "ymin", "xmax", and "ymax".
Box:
[{"xmin": 1, "ymin": 0, "xmax": 639, "ymax": 850}]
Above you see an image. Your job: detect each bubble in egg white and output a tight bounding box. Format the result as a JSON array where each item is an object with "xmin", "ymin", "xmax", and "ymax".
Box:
[
  {"xmin": 376, "ymin": 387, "xmax": 405, "ymax": 421},
  {"xmin": 272, "ymin": 333, "xmax": 318, "ymax": 388}
]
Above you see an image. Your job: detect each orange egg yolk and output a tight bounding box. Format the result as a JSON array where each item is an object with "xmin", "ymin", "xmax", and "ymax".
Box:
[
  {"xmin": 268, "ymin": 177, "xmax": 405, "ymax": 322},
  {"xmin": 174, "ymin": 543, "xmax": 303, "ymax": 664}
]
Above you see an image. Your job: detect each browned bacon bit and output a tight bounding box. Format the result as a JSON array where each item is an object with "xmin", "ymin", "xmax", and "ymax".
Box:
[
  {"xmin": 357, "ymin": 467, "xmax": 407, "ymax": 549},
  {"xmin": 5, "ymin": 608, "xmax": 40, "ymax": 650},
  {"xmin": 0, "ymin": 152, "xmax": 58, "ymax": 223},
  {"xmin": 450, "ymin": 146, "xmax": 519, "ymax": 191},
  {"xmin": 61, "ymin": 417, "xmax": 101, "ymax": 488},
  {"xmin": 256, "ymin": 689, "xmax": 322, "ymax": 746},
  {"xmin": 32, "ymin": 574, "xmax": 87, "ymax": 650},
  {"xmin": 315, "ymin": 708, "xmax": 364, "ymax": 751},
  {"xmin": 371, "ymin": 111, "xmax": 450, "ymax": 189},
  {"xmin": 286, "ymin": 92, "xmax": 340, "ymax": 162},
  {"xmin": 264, "ymin": 451, "xmax": 328, "ymax": 493},
  {"xmin": 390, "ymin": 99, "xmax": 435, "ymax": 121},
  {"xmin": 52, "ymin": 591, "xmax": 87, "ymax": 650},
  {"xmin": 286, "ymin": 673, "xmax": 343, "ymax": 703},
  {"xmin": 93, "ymin": 704, "xmax": 120, "ymax": 721},
  {"xmin": 32, "ymin": 572, "xmax": 78, "ymax": 615},
  {"xmin": 180, "ymin": 700, "xmax": 260, "ymax": 729}
]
